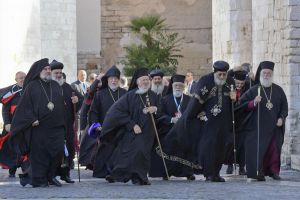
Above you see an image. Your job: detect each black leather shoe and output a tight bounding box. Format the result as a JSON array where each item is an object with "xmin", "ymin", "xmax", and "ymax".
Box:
[
  {"xmin": 19, "ymin": 174, "xmax": 30, "ymax": 187},
  {"xmin": 105, "ymin": 175, "xmax": 115, "ymax": 183},
  {"xmin": 33, "ymin": 183, "xmax": 48, "ymax": 188},
  {"xmin": 256, "ymin": 175, "xmax": 266, "ymax": 181},
  {"xmin": 272, "ymin": 174, "xmax": 281, "ymax": 180},
  {"xmin": 131, "ymin": 177, "xmax": 141, "ymax": 185},
  {"xmin": 140, "ymin": 179, "xmax": 151, "ymax": 185},
  {"xmin": 49, "ymin": 178, "xmax": 62, "ymax": 187},
  {"xmin": 61, "ymin": 176, "xmax": 75, "ymax": 183},
  {"xmin": 206, "ymin": 176, "xmax": 225, "ymax": 182},
  {"xmin": 226, "ymin": 164, "xmax": 233, "ymax": 174},
  {"xmin": 187, "ymin": 175, "xmax": 196, "ymax": 181},
  {"xmin": 239, "ymin": 167, "xmax": 247, "ymax": 175}
]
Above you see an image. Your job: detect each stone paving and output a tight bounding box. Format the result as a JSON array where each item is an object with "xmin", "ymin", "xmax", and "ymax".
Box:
[{"xmin": 1, "ymin": 165, "xmax": 300, "ymax": 199}]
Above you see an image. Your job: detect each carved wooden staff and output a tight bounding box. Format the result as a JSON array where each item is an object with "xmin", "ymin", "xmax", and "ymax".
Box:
[
  {"xmin": 145, "ymin": 95, "xmax": 170, "ymax": 180},
  {"xmin": 72, "ymin": 92, "xmax": 81, "ymax": 182}
]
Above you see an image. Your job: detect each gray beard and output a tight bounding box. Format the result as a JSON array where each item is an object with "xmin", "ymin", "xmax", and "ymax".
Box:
[
  {"xmin": 52, "ymin": 77, "xmax": 64, "ymax": 86},
  {"xmin": 173, "ymin": 90, "xmax": 183, "ymax": 98},
  {"xmin": 136, "ymin": 87, "xmax": 149, "ymax": 94},
  {"xmin": 41, "ymin": 75, "xmax": 52, "ymax": 82},
  {"xmin": 260, "ymin": 76, "xmax": 273, "ymax": 88},
  {"xmin": 151, "ymin": 83, "xmax": 164, "ymax": 94},
  {"xmin": 109, "ymin": 84, "xmax": 119, "ymax": 91},
  {"xmin": 214, "ymin": 74, "xmax": 226, "ymax": 86}
]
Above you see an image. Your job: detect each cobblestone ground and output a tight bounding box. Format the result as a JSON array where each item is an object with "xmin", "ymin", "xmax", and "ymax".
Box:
[{"xmin": 1, "ymin": 164, "xmax": 300, "ymax": 199}]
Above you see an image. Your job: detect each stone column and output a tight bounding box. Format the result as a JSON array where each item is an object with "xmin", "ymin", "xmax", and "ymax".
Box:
[
  {"xmin": 0, "ymin": 0, "xmax": 77, "ymax": 127},
  {"xmin": 212, "ymin": 0, "xmax": 252, "ymax": 67}
]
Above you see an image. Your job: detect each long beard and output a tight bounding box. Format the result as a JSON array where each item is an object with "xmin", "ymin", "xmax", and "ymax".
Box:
[
  {"xmin": 52, "ymin": 77, "xmax": 64, "ymax": 86},
  {"xmin": 173, "ymin": 90, "xmax": 183, "ymax": 98},
  {"xmin": 151, "ymin": 83, "xmax": 164, "ymax": 94},
  {"xmin": 214, "ymin": 73, "xmax": 226, "ymax": 86},
  {"xmin": 260, "ymin": 75, "xmax": 273, "ymax": 87}
]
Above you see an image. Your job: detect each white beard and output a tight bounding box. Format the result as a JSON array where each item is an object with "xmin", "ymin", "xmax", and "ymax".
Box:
[
  {"xmin": 52, "ymin": 77, "xmax": 64, "ymax": 86},
  {"xmin": 136, "ymin": 87, "xmax": 149, "ymax": 94},
  {"xmin": 173, "ymin": 90, "xmax": 183, "ymax": 98},
  {"xmin": 108, "ymin": 84, "xmax": 119, "ymax": 91},
  {"xmin": 260, "ymin": 74, "xmax": 273, "ymax": 87},
  {"xmin": 214, "ymin": 73, "xmax": 226, "ymax": 86},
  {"xmin": 151, "ymin": 83, "xmax": 164, "ymax": 94}
]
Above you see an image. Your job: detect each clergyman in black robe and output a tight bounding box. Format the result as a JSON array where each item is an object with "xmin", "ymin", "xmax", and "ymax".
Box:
[
  {"xmin": 150, "ymin": 69, "xmax": 168, "ymax": 100},
  {"xmin": 93, "ymin": 68, "xmax": 159, "ymax": 185},
  {"xmin": 0, "ymin": 71, "xmax": 26, "ymax": 177},
  {"xmin": 163, "ymin": 61, "xmax": 236, "ymax": 182},
  {"xmin": 224, "ymin": 69, "xmax": 250, "ymax": 175},
  {"xmin": 80, "ymin": 65, "xmax": 126, "ymax": 169},
  {"xmin": 50, "ymin": 60, "xmax": 82, "ymax": 184},
  {"xmin": 236, "ymin": 61, "xmax": 288, "ymax": 181},
  {"xmin": 149, "ymin": 74, "xmax": 195, "ymax": 180},
  {"xmin": 10, "ymin": 58, "xmax": 66, "ymax": 187}
]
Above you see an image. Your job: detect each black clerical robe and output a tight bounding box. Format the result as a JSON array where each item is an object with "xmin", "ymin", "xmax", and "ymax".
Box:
[
  {"xmin": 10, "ymin": 79, "xmax": 65, "ymax": 185},
  {"xmin": 164, "ymin": 73, "xmax": 234, "ymax": 178},
  {"xmin": 93, "ymin": 89, "xmax": 159, "ymax": 183},
  {"xmin": 79, "ymin": 87, "xmax": 126, "ymax": 168},
  {"xmin": 149, "ymin": 93, "xmax": 192, "ymax": 178},
  {"xmin": 236, "ymin": 83, "xmax": 288, "ymax": 178}
]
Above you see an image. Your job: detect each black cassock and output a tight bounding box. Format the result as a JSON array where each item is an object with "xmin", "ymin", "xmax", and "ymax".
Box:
[
  {"xmin": 163, "ymin": 73, "xmax": 234, "ymax": 178},
  {"xmin": 236, "ymin": 83, "xmax": 288, "ymax": 178},
  {"xmin": 149, "ymin": 93, "xmax": 192, "ymax": 178},
  {"xmin": 93, "ymin": 89, "xmax": 158, "ymax": 183},
  {"xmin": 10, "ymin": 79, "xmax": 65, "ymax": 185},
  {"xmin": 79, "ymin": 87, "xmax": 126, "ymax": 168}
]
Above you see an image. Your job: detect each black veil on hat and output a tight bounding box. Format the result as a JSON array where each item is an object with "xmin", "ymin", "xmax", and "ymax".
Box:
[
  {"xmin": 254, "ymin": 61, "xmax": 275, "ymax": 84},
  {"xmin": 99, "ymin": 65, "xmax": 121, "ymax": 90},
  {"xmin": 50, "ymin": 59, "xmax": 64, "ymax": 70},
  {"xmin": 166, "ymin": 74, "xmax": 185, "ymax": 95},
  {"xmin": 23, "ymin": 58, "xmax": 50, "ymax": 89},
  {"xmin": 128, "ymin": 68, "xmax": 149, "ymax": 91}
]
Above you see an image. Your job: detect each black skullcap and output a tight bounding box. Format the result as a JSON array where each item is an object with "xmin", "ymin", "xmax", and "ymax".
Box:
[
  {"xmin": 213, "ymin": 61, "xmax": 230, "ymax": 72},
  {"xmin": 233, "ymin": 70, "xmax": 247, "ymax": 81},
  {"xmin": 150, "ymin": 68, "xmax": 164, "ymax": 78},
  {"xmin": 166, "ymin": 74, "xmax": 185, "ymax": 95},
  {"xmin": 50, "ymin": 59, "xmax": 64, "ymax": 70}
]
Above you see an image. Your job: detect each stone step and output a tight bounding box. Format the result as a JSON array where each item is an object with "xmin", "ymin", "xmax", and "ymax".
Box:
[{"xmin": 291, "ymin": 154, "xmax": 300, "ymax": 170}]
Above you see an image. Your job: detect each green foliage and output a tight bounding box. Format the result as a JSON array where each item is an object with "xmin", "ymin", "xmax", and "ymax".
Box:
[{"xmin": 122, "ymin": 15, "xmax": 183, "ymax": 76}]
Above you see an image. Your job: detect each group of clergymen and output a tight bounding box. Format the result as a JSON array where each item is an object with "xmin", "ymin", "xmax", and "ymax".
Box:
[{"xmin": 0, "ymin": 58, "xmax": 288, "ymax": 187}]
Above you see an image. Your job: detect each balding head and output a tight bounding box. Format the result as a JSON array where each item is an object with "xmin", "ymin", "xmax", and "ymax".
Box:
[
  {"xmin": 15, "ymin": 71, "xmax": 26, "ymax": 87},
  {"xmin": 78, "ymin": 70, "xmax": 87, "ymax": 82}
]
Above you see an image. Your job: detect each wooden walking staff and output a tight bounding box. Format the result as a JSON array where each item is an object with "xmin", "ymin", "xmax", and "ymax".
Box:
[
  {"xmin": 72, "ymin": 92, "xmax": 81, "ymax": 182},
  {"xmin": 145, "ymin": 95, "xmax": 170, "ymax": 180},
  {"xmin": 256, "ymin": 86, "xmax": 261, "ymax": 176},
  {"xmin": 230, "ymin": 85, "xmax": 237, "ymax": 175}
]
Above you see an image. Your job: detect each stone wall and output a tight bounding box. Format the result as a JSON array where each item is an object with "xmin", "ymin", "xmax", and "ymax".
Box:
[
  {"xmin": 212, "ymin": 0, "xmax": 252, "ymax": 67},
  {"xmin": 101, "ymin": 0, "xmax": 212, "ymax": 78}
]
